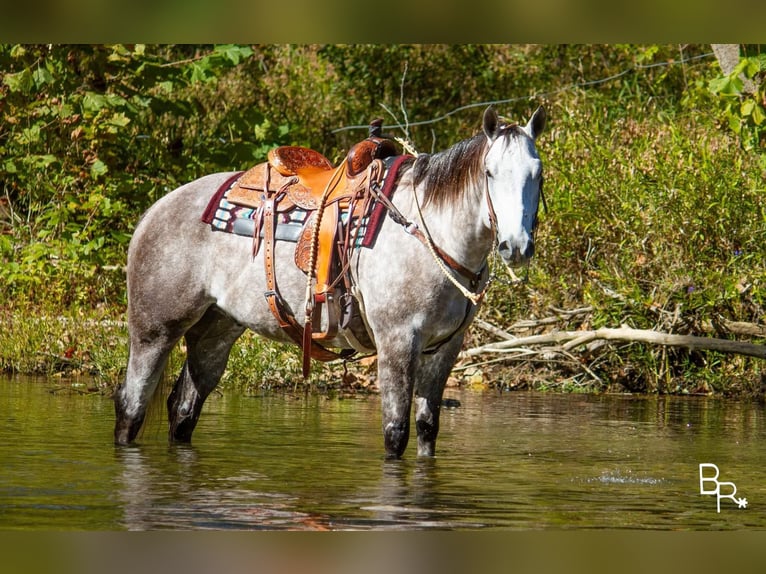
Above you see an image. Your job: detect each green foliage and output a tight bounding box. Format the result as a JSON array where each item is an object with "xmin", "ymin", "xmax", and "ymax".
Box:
[
  {"xmin": 708, "ymin": 50, "xmax": 766, "ymax": 151},
  {"xmin": 0, "ymin": 44, "xmax": 286, "ymax": 306},
  {"xmin": 485, "ymin": 64, "xmax": 765, "ymax": 394}
]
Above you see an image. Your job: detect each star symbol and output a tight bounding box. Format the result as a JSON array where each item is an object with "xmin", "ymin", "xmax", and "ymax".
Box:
[{"xmin": 736, "ymin": 497, "xmax": 748, "ymax": 509}]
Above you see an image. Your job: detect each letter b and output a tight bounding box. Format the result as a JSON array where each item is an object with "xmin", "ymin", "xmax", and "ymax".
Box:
[{"xmin": 699, "ymin": 463, "xmax": 720, "ymax": 495}]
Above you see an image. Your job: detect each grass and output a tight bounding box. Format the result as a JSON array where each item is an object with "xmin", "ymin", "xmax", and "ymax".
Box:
[{"xmin": 0, "ymin": 304, "xmax": 128, "ymax": 387}]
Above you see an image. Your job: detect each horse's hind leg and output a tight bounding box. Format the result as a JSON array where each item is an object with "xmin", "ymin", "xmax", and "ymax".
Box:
[
  {"xmin": 414, "ymin": 335, "xmax": 465, "ymax": 457},
  {"xmin": 167, "ymin": 306, "xmax": 245, "ymax": 443},
  {"xmin": 114, "ymin": 335, "xmax": 179, "ymax": 445}
]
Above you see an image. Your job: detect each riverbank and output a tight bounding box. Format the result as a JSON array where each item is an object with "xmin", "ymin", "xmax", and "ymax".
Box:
[{"xmin": 3, "ymin": 304, "xmax": 764, "ymax": 399}]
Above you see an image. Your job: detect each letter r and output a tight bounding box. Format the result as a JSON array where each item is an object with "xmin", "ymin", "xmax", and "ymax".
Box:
[{"xmin": 717, "ymin": 481, "xmax": 738, "ymax": 513}]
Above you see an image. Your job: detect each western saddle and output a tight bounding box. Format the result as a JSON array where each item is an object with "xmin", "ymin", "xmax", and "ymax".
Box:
[{"xmin": 225, "ymin": 121, "xmax": 398, "ymax": 376}]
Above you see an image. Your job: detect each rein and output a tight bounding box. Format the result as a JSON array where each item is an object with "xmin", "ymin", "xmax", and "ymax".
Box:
[{"xmin": 411, "ymin": 179, "xmax": 493, "ymax": 305}]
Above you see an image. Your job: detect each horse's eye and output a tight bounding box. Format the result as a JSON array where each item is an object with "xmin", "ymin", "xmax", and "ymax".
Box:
[{"xmin": 485, "ymin": 169, "xmax": 493, "ymax": 179}]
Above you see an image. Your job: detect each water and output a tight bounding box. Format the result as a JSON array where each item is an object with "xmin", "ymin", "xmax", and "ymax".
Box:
[{"xmin": 2, "ymin": 375, "xmax": 765, "ymax": 530}]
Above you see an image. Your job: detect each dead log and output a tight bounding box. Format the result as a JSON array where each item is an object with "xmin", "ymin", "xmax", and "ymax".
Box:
[{"xmin": 462, "ymin": 326, "xmax": 766, "ymax": 360}]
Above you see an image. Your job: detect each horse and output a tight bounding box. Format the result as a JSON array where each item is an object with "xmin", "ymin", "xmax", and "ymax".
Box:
[{"xmin": 113, "ymin": 105, "xmax": 546, "ymax": 459}]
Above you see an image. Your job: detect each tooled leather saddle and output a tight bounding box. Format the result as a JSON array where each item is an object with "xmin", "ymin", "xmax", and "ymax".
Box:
[{"xmin": 224, "ymin": 122, "xmax": 399, "ymax": 376}]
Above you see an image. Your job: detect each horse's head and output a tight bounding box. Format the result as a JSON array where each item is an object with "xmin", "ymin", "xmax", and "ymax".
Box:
[{"xmin": 482, "ymin": 105, "xmax": 546, "ymax": 267}]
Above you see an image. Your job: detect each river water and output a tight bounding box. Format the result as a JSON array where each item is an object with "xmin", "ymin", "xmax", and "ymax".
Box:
[{"xmin": 2, "ymin": 375, "xmax": 765, "ymax": 530}]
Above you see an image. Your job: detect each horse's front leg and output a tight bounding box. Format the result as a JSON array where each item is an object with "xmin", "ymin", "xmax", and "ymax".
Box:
[
  {"xmin": 376, "ymin": 334, "xmax": 419, "ymax": 459},
  {"xmin": 414, "ymin": 334, "xmax": 465, "ymax": 457}
]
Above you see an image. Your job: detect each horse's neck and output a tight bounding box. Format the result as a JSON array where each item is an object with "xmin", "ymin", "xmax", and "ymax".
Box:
[{"xmin": 409, "ymin": 177, "xmax": 494, "ymax": 274}]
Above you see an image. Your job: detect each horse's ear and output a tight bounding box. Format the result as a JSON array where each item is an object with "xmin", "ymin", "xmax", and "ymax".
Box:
[
  {"xmin": 483, "ymin": 105, "xmax": 499, "ymax": 140},
  {"xmin": 526, "ymin": 106, "xmax": 546, "ymax": 140}
]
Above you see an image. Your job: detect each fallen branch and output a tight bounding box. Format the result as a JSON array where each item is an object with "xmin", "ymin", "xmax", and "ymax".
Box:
[
  {"xmin": 473, "ymin": 319, "xmax": 516, "ymax": 340},
  {"xmin": 462, "ymin": 326, "xmax": 766, "ymax": 360},
  {"xmin": 474, "ymin": 306, "xmax": 593, "ymax": 339},
  {"xmin": 700, "ymin": 318, "xmax": 766, "ymax": 338}
]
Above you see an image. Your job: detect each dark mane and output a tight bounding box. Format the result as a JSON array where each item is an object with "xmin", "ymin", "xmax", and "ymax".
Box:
[
  {"xmin": 409, "ymin": 124, "xmax": 525, "ymax": 209},
  {"xmin": 410, "ymin": 133, "xmax": 486, "ymax": 209}
]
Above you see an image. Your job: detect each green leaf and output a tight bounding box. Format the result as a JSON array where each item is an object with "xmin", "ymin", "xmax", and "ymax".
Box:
[
  {"xmin": 751, "ymin": 104, "xmax": 765, "ymax": 126},
  {"xmin": 57, "ymin": 103, "xmax": 75, "ymax": 119},
  {"xmin": 107, "ymin": 112, "xmax": 131, "ymax": 127},
  {"xmin": 636, "ymin": 45, "xmax": 659, "ymax": 64},
  {"xmin": 104, "ymin": 94, "xmax": 130, "ymax": 110},
  {"xmin": 253, "ymin": 119, "xmax": 272, "ymax": 140},
  {"xmin": 741, "ymin": 99, "xmax": 755, "ymax": 117},
  {"xmin": 27, "ymin": 154, "xmax": 58, "ymax": 168},
  {"xmin": 19, "ymin": 124, "xmax": 41, "ymax": 144},
  {"xmin": 108, "ymin": 44, "xmax": 131, "ymax": 61},
  {"xmin": 9, "ymin": 44, "xmax": 26, "ymax": 58},
  {"xmin": 709, "ymin": 75, "xmax": 743, "ymax": 96},
  {"xmin": 90, "ymin": 159, "xmax": 109, "ymax": 178},
  {"xmin": 732, "ymin": 56, "xmax": 765, "ymax": 79},
  {"xmin": 82, "ymin": 92, "xmax": 107, "ymax": 113},
  {"xmin": 32, "ymin": 67, "xmax": 54, "ymax": 88},
  {"xmin": 214, "ymin": 44, "xmax": 253, "ymax": 65},
  {"xmin": 727, "ymin": 113, "xmax": 741, "ymax": 134},
  {"xmin": 189, "ymin": 61, "xmax": 209, "ymax": 83},
  {"xmin": 3, "ymin": 69, "xmax": 33, "ymax": 93}
]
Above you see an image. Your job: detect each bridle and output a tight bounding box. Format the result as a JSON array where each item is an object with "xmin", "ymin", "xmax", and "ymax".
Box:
[
  {"xmin": 415, "ymin": 129, "xmax": 545, "ymax": 304},
  {"xmin": 370, "ymin": 130, "xmax": 544, "ymax": 306},
  {"xmin": 386, "ymin": 141, "xmax": 501, "ymax": 306}
]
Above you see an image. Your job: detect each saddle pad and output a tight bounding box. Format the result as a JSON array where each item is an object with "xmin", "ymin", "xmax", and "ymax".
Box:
[
  {"xmin": 201, "ymin": 171, "xmax": 309, "ymax": 239},
  {"xmin": 202, "ymin": 171, "xmax": 366, "ymax": 244},
  {"xmin": 360, "ymin": 154, "xmax": 412, "ymax": 248}
]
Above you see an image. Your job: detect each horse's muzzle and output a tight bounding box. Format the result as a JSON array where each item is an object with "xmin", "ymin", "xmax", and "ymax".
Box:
[{"xmin": 498, "ymin": 239, "xmax": 534, "ymax": 267}]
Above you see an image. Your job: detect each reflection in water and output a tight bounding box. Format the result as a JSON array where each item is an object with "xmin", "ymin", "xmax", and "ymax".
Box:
[
  {"xmin": 115, "ymin": 447, "xmax": 152, "ymax": 530},
  {"xmin": 2, "ymin": 376, "xmax": 766, "ymax": 530},
  {"xmin": 359, "ymin": 458, "xmax": 455, "ymax": 529},
  {"xmin": 115, "ymin": 443, "xmax": 324, "ymax": 530}
]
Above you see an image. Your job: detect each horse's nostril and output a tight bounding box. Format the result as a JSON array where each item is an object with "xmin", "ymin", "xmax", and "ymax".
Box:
[{"xmin": 497, "ymin": 238, "xmax": 534, "ymax": 266}]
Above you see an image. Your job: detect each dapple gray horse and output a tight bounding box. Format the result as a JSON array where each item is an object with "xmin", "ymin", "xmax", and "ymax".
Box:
[{"xmin": 114, "ymin": 105, "xmax": 546, "ymax": 458}]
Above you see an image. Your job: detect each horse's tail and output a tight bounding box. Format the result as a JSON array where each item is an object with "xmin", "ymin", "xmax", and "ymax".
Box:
[{"xmin": 136, "ymin": 348, "xmax": 175, "ymax": 441}]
